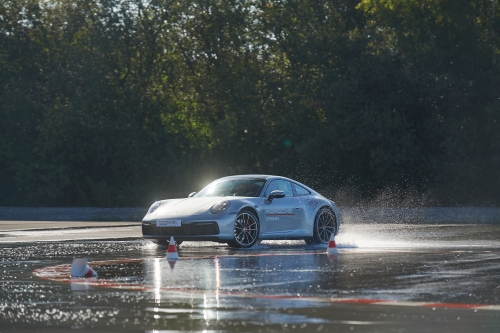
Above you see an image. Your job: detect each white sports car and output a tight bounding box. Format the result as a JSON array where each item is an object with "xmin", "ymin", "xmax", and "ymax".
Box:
[{"xmin": 142, "ymin": 175, "xmax": 341, "ymax": 248}]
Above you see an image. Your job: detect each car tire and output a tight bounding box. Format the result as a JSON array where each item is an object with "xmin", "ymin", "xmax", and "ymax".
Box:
[
  {"xmin": 305, "ymin": 208, "xmax": 336, "ymax": 245},
  {"xmin": 227, "ymin": 210, "xmax": 260, "ymax": 248}
]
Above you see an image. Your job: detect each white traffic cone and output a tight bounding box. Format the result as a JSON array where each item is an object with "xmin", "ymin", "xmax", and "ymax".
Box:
[
  {"xmin": 326, "ymin": 233, "xmax": 339, "ymax": 255},
  {"xmin": 166, "ymin": 236, "xmax": 179, "ymax": 261},
  {"xmin": 70, "ymin": 258, "xmax": 97, "ymax": 278}
]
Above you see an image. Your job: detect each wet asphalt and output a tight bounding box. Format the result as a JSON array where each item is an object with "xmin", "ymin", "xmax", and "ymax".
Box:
[{"xmin": 1, "ymin": 223, "xmax": 500, "ymax": 332}]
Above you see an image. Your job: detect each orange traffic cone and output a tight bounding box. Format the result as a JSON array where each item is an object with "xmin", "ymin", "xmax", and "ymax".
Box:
[
  {"xmin": 166, "ymin": 236, "xmax": 179, "ymax": 261},
  {"xmin": 326, "ymin": 233, "xmax": 339, "ymax": 255},
  {"xmin": 70, "ymin": 258, "xmax": 97, "ymax": 278},
  {"xmin": 167, "ymin": 259, "xmax": 177, "ymax": 269}
]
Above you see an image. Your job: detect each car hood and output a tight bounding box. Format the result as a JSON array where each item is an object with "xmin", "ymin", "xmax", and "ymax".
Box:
[{"xmin": 150, "ymin": 197, "xmax": 233, "ymax": 217}]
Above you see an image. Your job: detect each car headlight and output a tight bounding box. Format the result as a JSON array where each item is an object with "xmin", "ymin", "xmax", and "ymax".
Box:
[
  {"xmin": 148, "ymin": 201, "xmax": 163, "ymax": 215},
  {"xmin": 210, "ymin": 200, "xmax": 230, "ymax": 214}
]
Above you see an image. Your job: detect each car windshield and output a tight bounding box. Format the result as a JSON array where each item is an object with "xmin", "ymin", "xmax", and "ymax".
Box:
[{"xmin": 195, "ymin": 178, "xmax": 266, "ymax": 197}]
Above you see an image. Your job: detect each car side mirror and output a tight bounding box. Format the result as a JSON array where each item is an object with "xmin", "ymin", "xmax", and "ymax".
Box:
[
  {"xmin": 267, "ymin": 190, "xmax": 285, "ymax": 201},
  {"xmin": 188, "ymin": 192, "xmax": 197, "ymax": 198}
]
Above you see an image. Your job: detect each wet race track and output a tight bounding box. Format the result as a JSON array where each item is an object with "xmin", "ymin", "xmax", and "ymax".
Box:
[{"xmin": 1, "ymin": 223, "xmax": 500, "ymax": 332}]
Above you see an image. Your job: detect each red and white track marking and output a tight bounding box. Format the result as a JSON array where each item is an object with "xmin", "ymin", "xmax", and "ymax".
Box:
[{"xmin": 32, "ymin": 257, "xmax": 500, "ymax": 311}]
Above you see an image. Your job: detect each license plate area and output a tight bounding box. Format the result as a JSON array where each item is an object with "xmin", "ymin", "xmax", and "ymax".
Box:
[{"xmin": 156, "ymin": 220, "xmax": 181, "ymax": 227}]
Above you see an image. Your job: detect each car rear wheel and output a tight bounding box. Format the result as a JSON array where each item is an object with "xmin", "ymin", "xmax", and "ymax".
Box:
[
  {"xmin": 305, "ymin": 208, "xmax": 336, "ymax": 245},
  {"xmin": 227, "ymin": 210, "xmax": 260, "ymax": 248}
]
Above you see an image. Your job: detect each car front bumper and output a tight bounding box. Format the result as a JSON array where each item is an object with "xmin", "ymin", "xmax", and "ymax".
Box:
[{"xmin": 141, "ymin": 213, "xmax": 236, "ymax": 242}]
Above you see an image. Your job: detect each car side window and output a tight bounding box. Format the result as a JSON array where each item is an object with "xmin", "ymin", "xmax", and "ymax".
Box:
[
  {"xmin": 293, "ymin": 183, "xmax": 310, "ymax": 196},
  {"xmin": 264, "ymin": 180, "xmax": 293, "ymax": 197}
]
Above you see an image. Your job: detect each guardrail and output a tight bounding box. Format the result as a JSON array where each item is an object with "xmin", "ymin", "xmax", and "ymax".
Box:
[
  {"xmin": 1, "ymin": 206, "xmax": 499, "ymax": 224},
  {"xmin": 0, "ymin": 207, "xmax": 148, "ymax": 222}
]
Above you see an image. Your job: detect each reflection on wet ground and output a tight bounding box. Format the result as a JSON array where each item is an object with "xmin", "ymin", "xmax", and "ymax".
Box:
[{"xmin": 1, "ymin": 224, "xmax": 500, "ymax": 332}]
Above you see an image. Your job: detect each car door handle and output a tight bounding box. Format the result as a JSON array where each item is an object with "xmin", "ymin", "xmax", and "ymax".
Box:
[{"xmin": 294, "ymin": 206, "xmax": 301, "ymax": 209}]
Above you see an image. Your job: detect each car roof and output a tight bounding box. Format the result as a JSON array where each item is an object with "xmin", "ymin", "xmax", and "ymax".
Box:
[
  {"xmin": 218, "ymin": 174, "xmax": 284, "ymax": 181},
  {"xmin": 218, "ymin": 174, "xmax": 310, "ymax": 186},
  {"xmin": 213, "ymin": 174, "xmax": 319, "ymax": 196}
]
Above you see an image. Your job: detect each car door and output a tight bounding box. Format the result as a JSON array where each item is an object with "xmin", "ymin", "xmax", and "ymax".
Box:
[{"xmin": 261, "ymin": 179, "xmax": 304, "ymax": 233}]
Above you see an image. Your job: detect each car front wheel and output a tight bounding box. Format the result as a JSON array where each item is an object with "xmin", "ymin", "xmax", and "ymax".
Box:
[{"xmin": 227, "ymin": 210, "xmax": 260, "ymax": 248}]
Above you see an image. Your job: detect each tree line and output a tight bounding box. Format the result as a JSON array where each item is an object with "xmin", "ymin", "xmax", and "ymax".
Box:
[{"xmin": 1, "ymin": 0, "xmax": 499, "ymax": 207}]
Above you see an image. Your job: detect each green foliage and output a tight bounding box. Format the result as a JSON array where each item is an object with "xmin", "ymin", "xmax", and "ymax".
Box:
[{"xmin": 0, "ymin": 0, "xmax": 499, "ymax": 206}]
